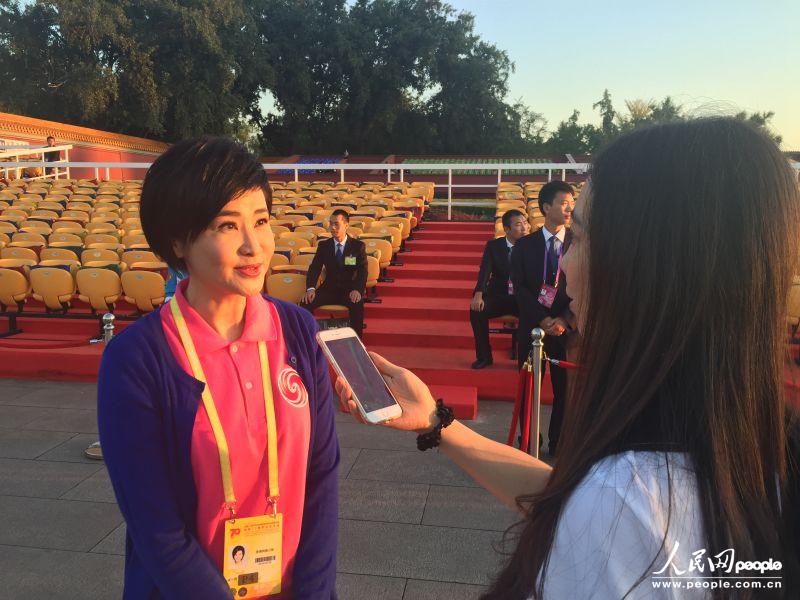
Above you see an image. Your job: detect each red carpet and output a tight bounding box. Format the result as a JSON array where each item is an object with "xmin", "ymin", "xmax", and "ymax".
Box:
[{"xmin": 362, "ymin": 221, "xmax": 549, "ymax": 407}]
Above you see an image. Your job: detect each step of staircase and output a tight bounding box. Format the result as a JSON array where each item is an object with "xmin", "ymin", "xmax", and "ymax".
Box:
[
  {"xmin": 363, "ymin": 317, "xmax": 514, "ymax": 350},
  {"xmin": 420, "ymin": 222, "xmax": 495, "ymax": 232},
  {"xmin": 412, "ymin": 230, "xmax": 492, "ymax": 242},
  {"xmin": 376, "ymin": 278, "xmax": 474, "ymax": 299},
  {"xmin": 400, "ymin": 250, "xmax": 484, "ymax": 266},
  {"xmin": 404, "ymin": 240, "xmax": 485, "ymax": 253},
  {"xmin": 391, "ymin": 263, "xmax": 476, "ymax": 281},
  {"xmin": 365, "ymin": 297, "xmax": 469, "ymax": 321}
]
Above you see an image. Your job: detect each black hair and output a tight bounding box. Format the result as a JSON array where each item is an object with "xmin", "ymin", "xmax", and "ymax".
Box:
[
  {"xmin": 232, "ymin": 546, "xmax": 245, "ymax": 558},
  {"xmin": 537, "ymin": 181, "xmax": 574, "ymax": 214},
  {"xmin": 501, "ymin": 209, "xmax": 526, "ymax": 229},
  {"xmin": 46, "ymin": 135, "xmax": 55, "ymax": 141},
  {"xmin": 330, "ymin": 209, "xmax": 350, "ymax": 222},
  {"xmin": 140, "ymin": 136, "xmax": 271, "ymax": 270}
]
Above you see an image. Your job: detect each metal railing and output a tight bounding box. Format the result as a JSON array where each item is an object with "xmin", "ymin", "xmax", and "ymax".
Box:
[
  {"xmin": 4, "ymin": 159, "xmax": 799, "ymax": 221},
  {"xmin": 1, "ymin": 160, "xmax": 589, "ymax": 220},
  {"xmin": 0, "ymin": 145, "xmax": 72, "ymax": 181}
]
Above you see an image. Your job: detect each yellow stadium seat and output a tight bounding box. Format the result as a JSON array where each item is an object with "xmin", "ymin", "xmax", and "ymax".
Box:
[
  {"xmin": 291, "ymin": 254, "xmax": 315, "ymax": 267},
  {"xmin": 295, "ymin": 225, "xmax": 327, "ymax": 237},
  {"xmin": 271, "ymin": 264, "xmax": 309, "ymax": 276},
  {"xmin": 41, "ymin": 248, "xmax": 80, "ymax": 262},
  {"xmin": 266, "ymin": 273, "xmax": 306, "ymax": 303},
  {"xmin": 49, "ymin": 232, "xmax": 84, "ymax": 246},
  {"xmin": 76, "ymin": 267, "xmax": 122, "ymax": 312},
  {"xmin": 122, "ymin": 270, "xmax": 166, "ymax": 313},
  {"xmin": 365, "ymin": 255, "xmax": 380, "ymax": 299},
  {"xmin": 270, "ymin": 225, "xmax": 291, "ymax": 238},
  {"xmin": 364, "ymin": 225, "xmax": 401, "ymax": 254},
  {"xmin": 82, "ymin": 249, "xmax": 121, "ymax": 265},
  {"xmin": 280, "ymin": 231, "xmax": 316, "ymax": 246},
  {"xmin": 86, "ymin": 222, "xmax": 120, "ymax": 235},
  {"xmin": 122, "ymin": 234, "xmax": 148, "ymax": 247},
  {"xmin": 52, "ymin": 221, "xmax": 85, "ymax": 232},
  {"xmin": 0, "ymin": 264, "xmax": 30, "ymax": 311},
  {"xmin": 30, "ymin": 209, "xmax": 60, "ymax": 220},
  {"xmin": 85, "ymin": 234, "xmax": 119, "ymax": 246},
  {"xmin": 30, "ymin": 266, "xmax": 75, "ymax": 312},
  {"xmin": 275, "ymin": 238, "xmax": 305, "ymax": 260},
  {"xmin": 2, "ymin": 247, "xmax": 38, "ymax": 263},
  {"xmin": 268, "ymin": 253, "xmax": 289, "ymax": 271},
  {"xmin": 12, "ymin": 232, "xmax": 47, "ymax": 246},
  {"xmin": 38, "ymin": 259, "xmax": 80, "ymax": 272},
  {"xmin": 0, "ymin": 222, "xmax": 17, "ymax": 235},
  {"xmin": 380, "ymin": 216, "xmax": 411, "ymax": 241},
  {"xmin": 86, "ymin": 242, "xmax": 125, "ymax": 253},
  {"xmin": 121, "ymin": 250, "xmax": 159, "ymax": 269},
  {"xmin": 361, "ymin": 238, "xmax": 393, "ymax": 271},
  {"xmin": 61, "ymin": 210, "xmax": 90, "ymax": 223}
]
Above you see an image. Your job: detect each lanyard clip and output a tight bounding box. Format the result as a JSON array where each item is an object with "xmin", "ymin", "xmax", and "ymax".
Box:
[
  {"xmin": 267, "ymin": 496, "xmax": 279, "ymax": 517},
  {"xmin": 225, "ymin": 502, "xmax": 237, "ymax": 518}
]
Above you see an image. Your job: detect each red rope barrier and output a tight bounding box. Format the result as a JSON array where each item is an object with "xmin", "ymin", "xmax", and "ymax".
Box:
[{"xmin": 0, "ymin": 340, "xmax": 93, "ymax": 350}]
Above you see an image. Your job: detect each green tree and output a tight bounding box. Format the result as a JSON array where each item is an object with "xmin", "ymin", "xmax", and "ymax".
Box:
[
  {"xmin": 0, "ymin": 0, "xmax": 269, "ymax": 141},
  {"xmin": 592, "ymin": 88, "xmax": 617, "ymax": 139},
  {"xmin": 734, "ymin": 110, "xmax": 782, "ymax": 145}
]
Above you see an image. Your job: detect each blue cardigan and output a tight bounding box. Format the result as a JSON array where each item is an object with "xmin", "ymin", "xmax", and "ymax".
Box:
[{"xmin": 97, "ymin": 297, "xmax": 339, "ymax": 599}]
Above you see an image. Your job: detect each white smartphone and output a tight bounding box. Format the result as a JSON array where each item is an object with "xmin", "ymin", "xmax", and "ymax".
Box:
[{"xmin": 316, "ymin": 327, "xmax": 402, "ymax": 424}]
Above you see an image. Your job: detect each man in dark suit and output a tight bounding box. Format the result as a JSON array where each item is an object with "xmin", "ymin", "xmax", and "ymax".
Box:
[
  {"xmin": 510, "ymin": 181, "xmax": 575, "ymax": 455},
  {"xmin": 470, "ymin": 209, "xmax": 529, "ymax": 369},
  {"xmin": 301, "ymin": 209, "xmax": 368, "ymax": 336}
]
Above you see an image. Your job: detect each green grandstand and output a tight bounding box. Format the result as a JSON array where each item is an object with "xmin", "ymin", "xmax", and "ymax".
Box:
[{"xmin": 402, "ymin": 157, "xmax": 551, "ymax": 175}]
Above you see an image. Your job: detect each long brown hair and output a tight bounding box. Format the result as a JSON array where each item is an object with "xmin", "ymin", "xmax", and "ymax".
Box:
[{"xmin": 484, "ymin": 118, "xmax": 800, "ymax": 599}]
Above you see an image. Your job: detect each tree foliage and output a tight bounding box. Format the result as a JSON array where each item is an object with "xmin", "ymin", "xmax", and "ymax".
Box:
[{"xmin": 0, "ymin": 1, "xmax": 784, "ymax": 154}]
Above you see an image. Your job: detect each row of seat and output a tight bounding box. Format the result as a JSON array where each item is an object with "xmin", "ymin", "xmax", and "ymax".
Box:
[{"xmin": 0, "ymin": 262, "xmax": 165, "ymax": 314}]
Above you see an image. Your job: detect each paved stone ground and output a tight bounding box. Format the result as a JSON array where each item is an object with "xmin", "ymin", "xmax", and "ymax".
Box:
[{"xmin": 0, "ymin": 378, "xmax": 553, "ymax": 600}]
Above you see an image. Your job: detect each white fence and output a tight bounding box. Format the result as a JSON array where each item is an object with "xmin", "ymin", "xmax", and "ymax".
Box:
[
  {"xmin": 0, "ymin": 145, "xmax": 72, "ymax": 181},
  {"xmin": 1, "ymin": 160, "xmax": 589, "ymax": 220},
  {"xmin": 4, "ymin": 159, "xmax": 799, "ymax": 221}
]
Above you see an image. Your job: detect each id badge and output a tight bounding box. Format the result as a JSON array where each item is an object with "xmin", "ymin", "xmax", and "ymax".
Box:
[
  {"xmin": 507, "ymin": 278, "xmax": 514, "ymax": 296},
  {"xmin": 344, "ymin": 255, "xmax": 357, "ymax": 266},
  {"xmin": 224, "ymin": 513, "xmax": 283, "ymax": 598},
  {"xmin": 538, "ymin": 284, "xmax": 557, "ymax": 308}
]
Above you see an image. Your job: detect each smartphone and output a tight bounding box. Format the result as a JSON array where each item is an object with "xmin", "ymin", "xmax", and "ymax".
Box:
[{"xmin": 316, "ymin": 327, "xmax": 402, "ymax": 424}]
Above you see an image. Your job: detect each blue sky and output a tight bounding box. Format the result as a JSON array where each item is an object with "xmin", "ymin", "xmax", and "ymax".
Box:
[{"xmin": 449, "ymin": 0, "xmax": 800, "ymax": 149}]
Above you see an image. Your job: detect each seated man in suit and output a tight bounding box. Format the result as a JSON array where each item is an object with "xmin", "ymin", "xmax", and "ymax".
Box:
[
  {"xmin": 510, "ymin": 181, "xmax": 575, "ymax": 455},
  {"xmin": 469, "ymin": 209, "xmax": 529, "ymax": 369},
  {"xmin": 301, "ymin": 209, "xmax": 368, "ymax": 336}
]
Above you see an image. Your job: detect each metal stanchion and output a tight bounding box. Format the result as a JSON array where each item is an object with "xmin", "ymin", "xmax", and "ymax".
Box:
[
  {"xmin": 528, "ymin": 328, "xmax": 544, "ymax": 459},
  {"xmin": 102, "ymin": 313, "xmax": 115, "ymax": 343},
  {"xmin": 84, "ymin": 314, "xmax": 115, "ymax": 460}
]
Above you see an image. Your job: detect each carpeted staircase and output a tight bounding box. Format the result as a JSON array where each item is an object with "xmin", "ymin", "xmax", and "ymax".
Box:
[{"xmin": 363, "ymin": 221, "xmax": 532, "ymax": 417}]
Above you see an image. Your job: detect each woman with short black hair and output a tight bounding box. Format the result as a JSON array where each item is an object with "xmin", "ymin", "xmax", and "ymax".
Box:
[
  {"xmin": 98, "ymin": 137, "xmax": 339, "ymax": 599},
  {"xmin": 338, "ymin": 118, "xmax": 800, "ymax": 598}
]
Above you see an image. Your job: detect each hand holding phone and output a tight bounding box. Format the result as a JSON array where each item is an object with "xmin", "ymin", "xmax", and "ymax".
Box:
[
  {"xmin": 316, "ymin": 328, "xmax": 403, "ymax": 424},
  {"xmin": 333, "ymin": 349, "xmax": 439, "ymax": 434}
]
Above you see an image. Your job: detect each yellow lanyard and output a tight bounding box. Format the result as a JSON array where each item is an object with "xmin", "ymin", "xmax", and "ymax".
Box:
[{"xmin": 170, "ymin": 299, "xmax": 280, "ymax": 517}]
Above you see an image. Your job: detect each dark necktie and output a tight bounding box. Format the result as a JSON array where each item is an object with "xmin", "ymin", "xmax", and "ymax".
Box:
[
  {"xmin": 547, "ymin": 236, "xmax": 559, "ymax": 284},
  {"xmin": 336, "ymin": 243, "xmax": 344, "ymax": 265}
]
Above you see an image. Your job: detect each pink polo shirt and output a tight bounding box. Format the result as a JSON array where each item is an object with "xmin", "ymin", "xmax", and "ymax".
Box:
[{"xmin": 160, "ymin": 280, "xmax": 311, "ymax": 598}]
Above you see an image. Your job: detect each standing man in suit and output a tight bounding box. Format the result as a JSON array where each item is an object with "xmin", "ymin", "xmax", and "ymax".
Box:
[
  {"xmin": 301, "ymin": 209, "xmax": 368, "ymax": 336},
  {"xmin": 510, "ymin": 181, "xmax": 575, "ymax": 455},
  {"xmin": 470, "ymin": 209, "xmax": 529, "ymax": 369}
]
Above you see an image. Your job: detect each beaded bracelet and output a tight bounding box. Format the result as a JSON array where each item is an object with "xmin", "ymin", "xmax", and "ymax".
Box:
[{"xmin": 416, "ymin": 399, "xmax": 455, "ymax": 451}]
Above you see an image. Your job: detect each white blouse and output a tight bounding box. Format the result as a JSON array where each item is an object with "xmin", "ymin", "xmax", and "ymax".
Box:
[{"xmin": 535, "ymin": 452, "xmax": 710, "ymax": 599}]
